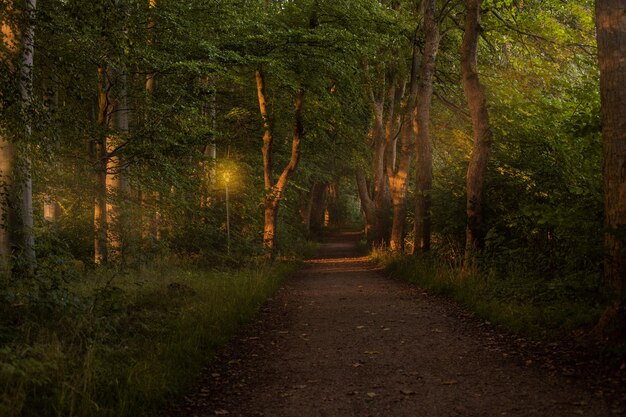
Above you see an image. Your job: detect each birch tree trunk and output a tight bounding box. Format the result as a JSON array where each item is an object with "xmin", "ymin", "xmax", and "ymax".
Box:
[
  {"xmin": 413, "ymin": 0, "xmax": 440, "ymax": 254},
  {"xmin": 461, "ymin": 0, "xmax": 493, "ymax": 270},
  {"xmin": 595, "ymin": 0, "xmax": 626, "ymax": 328}
]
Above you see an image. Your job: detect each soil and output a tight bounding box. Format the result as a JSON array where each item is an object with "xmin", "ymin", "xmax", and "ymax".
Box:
[{"xmin": 167, "ymin": 232, "xmax": 626, "ymax": 417}]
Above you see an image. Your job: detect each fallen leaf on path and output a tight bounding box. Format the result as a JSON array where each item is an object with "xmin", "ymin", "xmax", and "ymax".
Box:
[
  {"xmin": 214, "ymin": 409, "xmax": 229, "ymax": 415},
  {"xmin": 441, "ymin": 379, "xmax": 458, "ymax": 385},
  {"xmin": 383, "ymin": 328, "xmax": 391, "ymax": 331},
  {"xmin": 356, "ymin": 325, "xmax": 365, "ymax": 329},
  {"xmin": 400, "ymin": 389, "xmax": 416, "ymax": 395},
  {"xmin": 363, "ymin": 350, "xmax": 380, "ymax": 355},
  {"xmin": 367, "ymin": 392, "xmax": 377, "ymax": 398}
]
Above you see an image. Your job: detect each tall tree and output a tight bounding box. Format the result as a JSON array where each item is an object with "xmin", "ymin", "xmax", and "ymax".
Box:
[
  {"xmin": 0, "ymin": 10, "xmax": 17, "ymax": 266},
  {"xmin": 356, "ymin": 68, "xmax": 394, "ymax": 247},
  {"xmin": 17, "ymin": 0, "xmax": 36, "ymax": 270},
  {"xmin": 256, "ymin": 69, "xmax": 305, "ymax": 257},
  {"xmin": 94, "ymin": 66, "xmax": 111, "ymax": 264},
  {"xmin": 596, "ymin": 0, "xmax": 626, "ymax": 324},
  {"xmin": 413, "ymin": 0, "xmax": 439, "ymax": 254},
  {"xmin": 0, "ymin": 0, "xmax": 37, "ymax": 271},
  {"xmin": 461, "ymin": 0, "xmax": 492, "ymax": 269},
  {"xmin": 386, "ymin": 72, "xmax": 411, "ymax": 252}
]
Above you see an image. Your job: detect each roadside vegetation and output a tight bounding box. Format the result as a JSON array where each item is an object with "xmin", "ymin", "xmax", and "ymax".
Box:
[
  {"xmin": 373, "ymin": 249, "xmax": 606, "ymax": 339},
  {"xmin": 0, "ymin": 261, "xmax": 298, "ymax": 417}
]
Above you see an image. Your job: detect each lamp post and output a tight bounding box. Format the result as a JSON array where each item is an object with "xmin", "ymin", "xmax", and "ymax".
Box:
[{"xmin": 223, "ymin": 171, "xmax": 231, "ymax": 256}]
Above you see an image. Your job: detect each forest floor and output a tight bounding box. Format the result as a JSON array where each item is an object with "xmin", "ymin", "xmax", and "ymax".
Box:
[{"xmin": 167, "ymin": 232, "xmax": 626, "ymax": 417}]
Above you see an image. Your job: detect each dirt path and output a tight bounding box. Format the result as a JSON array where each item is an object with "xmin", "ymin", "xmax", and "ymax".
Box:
[{"xmin": 169, "ymin": 232, "xmax": 623, "ymax": 417}]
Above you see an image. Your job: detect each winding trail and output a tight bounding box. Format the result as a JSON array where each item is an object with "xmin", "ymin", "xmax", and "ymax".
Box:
[{"xmin": 170, "ymin": 232, "xmax": 622, "ymax": 416}]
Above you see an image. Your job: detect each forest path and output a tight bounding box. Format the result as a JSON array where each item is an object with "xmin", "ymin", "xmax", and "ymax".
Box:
[{"xmin": 169, "ymin": 232, "xmax": 618, "ymax": 417}]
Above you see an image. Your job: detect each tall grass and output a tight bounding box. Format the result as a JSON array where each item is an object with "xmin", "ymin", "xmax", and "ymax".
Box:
[
  {"xmin": 0, "ymin": 261, "xmax": 297, "ymax": 417},
  {"xmin": 371, "ymin": 249, "xmax": 605, "ymax": 338}
]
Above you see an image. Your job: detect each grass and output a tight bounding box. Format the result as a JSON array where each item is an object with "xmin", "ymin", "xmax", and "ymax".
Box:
[
  {"xmin": 371, "ymin": 249, "xmax": 606, "ymax": 339},
  {"xmin": 0, "ymin": 261, "xmax": 298, "ymax": 417}
]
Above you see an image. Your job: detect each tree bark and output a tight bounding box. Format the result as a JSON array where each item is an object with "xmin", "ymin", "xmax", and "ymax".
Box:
[
  {"xmin": 357, "ymin": 69, "xmax": 393, "ymax": 247},
  {"xmin": 413, "ymin": 0, "xmax": 440, "ymax": 255},
  {"xmin": 596, "ymin": 0, "xmax": 626, "ymax": 319},
  {"xmin": 0, "ymin": 137, "xmax": 14, "ymax": 268},
  {"xmin": 17, "ymin": 0, "xmax": 36, "ymax": 271},
  {"xmin": 0, "ymin": 0, "xmax": 37, "ymax": 271},
  {"xmin": 309, "ymin": 182, "xmax": 327, "ymax": 234},
  {"xmin": 385, "ymin": 74, "xmax": 409, "ymax": 252},
  {"xmin": 256, "ymin": 69, "xmax": 305, "ymax": 257},
  {"xmin": 143, "ymin": 0, "xmax": 160, "ymax": 244},
  {"xmin": 94, "ymin": 67, "xmax": 111, "ymax": 264},
  {"xmin": 93, "ymin": 63, "xmax": 128, "ymax": 264},
  {"xmin": 0, "ymin": 14, "xmax": 17, "ymax": 268},
  {"xmin": 386, "ymin": 87, "xmax": 410, "ymax": 251},
  {"xmin": 461, "ymin": 0, "xmax": 493, "ymax": 269},
  {"xmin": 43, "ymin": 87, "xmax": 61, "ymax": 223}
]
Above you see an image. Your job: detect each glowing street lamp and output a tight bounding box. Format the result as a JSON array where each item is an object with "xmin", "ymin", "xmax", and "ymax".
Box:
[{"xmin": 223, "ymin": 171, "xmax": 231, "ymax": 256}]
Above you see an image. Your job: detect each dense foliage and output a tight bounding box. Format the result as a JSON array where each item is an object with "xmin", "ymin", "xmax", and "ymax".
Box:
[{"xmin": 0, "ymin": 0, "xmax": 623, "ymax": 415}]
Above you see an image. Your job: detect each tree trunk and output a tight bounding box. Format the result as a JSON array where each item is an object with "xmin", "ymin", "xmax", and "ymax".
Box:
[
  {"xmin": 0, "ymin": 16, "xmax": 15, "ymax": 266},
  {"xmin": 93, "ymin": 64, "xmax": 127, "ymax": 264},
  {"xmin": 17, "ymin": 0, "xmax": 36, "ymax": 271},
  {"xmin": 385, "ymin": 75, "xmax": 409, "ymax": 252},
  {"xmin": 143, "ymin": 0, "xmax": 160, "ymax": 245},
  {"xmin": 461, "ymin": 0, "xmax": 493, "ymax": 269},
  {"xmin": 0, "ymin": 138, "xmax": 14, "ymax": 268},
  {"xmin": 413, "ymin": 0, "xmax": 440, "ymax": 255},
  {"xmin": 309, "ymin": 182, "xmax": 327, "ymax": 234},
  {"xmin": 596, "ymin": 0, "xmax": 626, "ymax": 324},
  {"xmin": 387, "ymin": 112, "xmax": 410, "ymax": 251},
  {"xmin": 0, "ymin": 0, "xmax": 37, "ymax": 271},
  {"xmin": 94, "ymin": 67, "xmax": 110, "ymax": 264},
  {"xmin": 357, "ymin": 69, "xmax": 393, "ymax": 247},
  {"xmin": 199, "ymin": 78, "xmax": 217, "ymax": 208},
  {"xmin": 256, "ymin": 69, "xmax": 305, "ymax": 258},
  {"xmin": 0, "ymin": 14, "xmax": 17, "ymax": 268},
  {"xmin": 356, "ymin": 168, "xmax": 378, "ymax": 240},
  {"xmin": 263, "ymin": 199, "xmax": 278, "ymax": 254},
  {"xmin": 43, "ymin": 88, "xmax": 61, "ymax": 223}
]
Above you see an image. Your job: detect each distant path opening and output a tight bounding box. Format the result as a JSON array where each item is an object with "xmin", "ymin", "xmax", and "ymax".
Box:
[{"xmin": 169, "ymin": 231, "xmax": 613, "ymax": 416}]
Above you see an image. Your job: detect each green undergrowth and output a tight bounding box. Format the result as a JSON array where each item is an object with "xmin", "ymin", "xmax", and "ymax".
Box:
[
  {"xmin": 372, "ymin": 250, "xmax": 606, "ymax": 339},
  {"xmin": 0, "ymin": 261, "xmax": 298, "ymax": 417}
]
